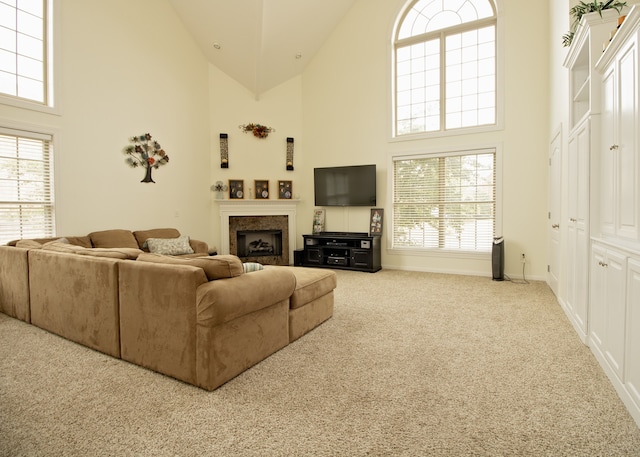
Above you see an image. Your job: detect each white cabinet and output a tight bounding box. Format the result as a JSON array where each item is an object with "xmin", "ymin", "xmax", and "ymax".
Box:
[
  {"xmin": 562, "ymin": 11, "xmax": 619, "ymax": 341},
  {"xmin": 565, "ymin": 119, "xmax": 591, "ymax": 339},
  {"xmin": 596, "ymin": 14, "xmax": 640, "ymax": 243},
  {"xmin": 590, "ymin": 242, "xmax": 627, "ymax": 381},
  {"xmin": 590, "ymin": 241, "xmax": 640, "ymax": 426},
  {"xmin": 627, "ymin": 258, "xmax": 640, "ymax": 411}
]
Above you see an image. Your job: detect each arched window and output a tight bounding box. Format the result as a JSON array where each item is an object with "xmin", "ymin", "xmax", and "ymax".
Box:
[{"xmin": 394, "ymin": 0, "xmax": 497, "ymax": 136}]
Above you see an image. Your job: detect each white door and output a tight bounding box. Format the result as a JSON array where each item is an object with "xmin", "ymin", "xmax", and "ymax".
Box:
[{"xmin": 548, "ymin": 127, "xmax": 562, "ymax": 296}]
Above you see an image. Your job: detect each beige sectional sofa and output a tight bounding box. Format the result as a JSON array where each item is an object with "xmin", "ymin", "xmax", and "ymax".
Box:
[{"xmin": 0, "ymin": 228, "xmax": 336, "ymax": 391}]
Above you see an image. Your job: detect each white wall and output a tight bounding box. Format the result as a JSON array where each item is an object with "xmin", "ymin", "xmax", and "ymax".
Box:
[
  {"xmin": 208, "ymin": 67, "xmax": 303, "ymax": 251},
  {"xmin": 302, "ymin": 0, "xmax": 550, "ymax": 278},
  {"xmin": 1, "ymin": 0, "xmax": 213, "ymax": 245}
]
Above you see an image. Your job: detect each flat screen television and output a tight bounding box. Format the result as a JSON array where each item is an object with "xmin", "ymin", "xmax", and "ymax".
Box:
[{"xmin": 314, "ymin": 164, "xmax": 376, "ymax": 207}]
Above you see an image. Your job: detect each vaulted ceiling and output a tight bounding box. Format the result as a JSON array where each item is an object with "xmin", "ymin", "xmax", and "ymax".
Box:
[{"xmin": 167, "ymin": 0, "xmax": 359, "ymax": 98}]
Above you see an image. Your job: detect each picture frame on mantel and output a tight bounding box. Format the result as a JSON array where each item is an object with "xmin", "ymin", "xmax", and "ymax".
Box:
[
  {"xmin": 255, "ymin": 180, "xmax": 269, "ymax": 199},
  {"xmin": 278, "ymin": 180, "xmax": 292, "ymax": 199},
  {"xmin": 229, "ymin": 179, "xmax": 244, "ymax": 199}
]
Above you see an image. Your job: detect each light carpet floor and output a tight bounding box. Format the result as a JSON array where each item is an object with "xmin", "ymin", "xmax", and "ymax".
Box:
[{"xmin": 1, "ymin": 269, "xmax": 639, "ymax": 456}]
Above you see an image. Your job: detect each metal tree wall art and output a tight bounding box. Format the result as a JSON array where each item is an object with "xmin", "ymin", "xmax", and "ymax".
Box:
[{"xmin": 123, "ymin": 133, "xmax": 169, "ymax": 183}]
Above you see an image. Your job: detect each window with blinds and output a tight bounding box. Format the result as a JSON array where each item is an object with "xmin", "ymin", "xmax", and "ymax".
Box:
[
  {"xmin": 0, "ymin": 128, "xmax": 54, "ymax": 244},
  {"xmin": 392, "ymin": 149, "xmax": 495, "ymax": 252}
]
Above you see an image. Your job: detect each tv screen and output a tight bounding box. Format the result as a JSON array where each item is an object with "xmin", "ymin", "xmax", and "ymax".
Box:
[{"xmin": 314, "ymin": 164, "xmax": 376, "ymax": 207}]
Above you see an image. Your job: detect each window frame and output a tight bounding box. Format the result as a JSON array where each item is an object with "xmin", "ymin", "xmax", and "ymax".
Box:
[
  {"xmin": 388, "ymin": 143, "xmax": 503, "ymax": 258},
  {"xmin": 390, "ymin": 0, "xmax": 503, "ymax": 141},
  {"xmin": 0, "ymin": 0, "xmax": 60, "ymax": 114}
]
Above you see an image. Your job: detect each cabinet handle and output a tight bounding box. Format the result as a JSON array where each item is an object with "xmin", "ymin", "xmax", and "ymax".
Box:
[
  {"xmin": 552, "ymin": 224, "xmax": 559, "ymax": 229},
  {"xmin": 569, "ymin": 218, "xmax": 577, "ymax": 222},
  {"xmin": 598, "ymin": 261, "xmax": 608, "ymax": 268},
  {"xmin": 609, "ymin": 144, "xmax": 619, "ymax": 150}
]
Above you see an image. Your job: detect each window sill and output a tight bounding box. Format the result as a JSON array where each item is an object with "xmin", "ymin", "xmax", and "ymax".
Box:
[
  {"xmin": 0, "ymin": 95, "xmax": 60, "ymax": 116},
  {"xmin": 390, "ymin": 122, "xmax": 502, "ymax": 143},
  {"xmin": 387, "ymin": 247, "xmax": 491, "ymax": 260}
]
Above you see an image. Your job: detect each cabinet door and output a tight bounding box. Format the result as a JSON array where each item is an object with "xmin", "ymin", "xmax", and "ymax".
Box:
[
  {"xmin": 590, "ymin": 244, "xmax": 607, "ymax": 352},
  {"xmin": 351, "ymin": 249, "xmax": 371, "ymax": 268},
  {"xmin": 566, "ymin": 121, "xmax": 590, "ymax": 336},
  {"xmin": 600, "ymin": 64, "xmax": 616, "ymax": 235},
  {"xmin": 590, "ymin": 244, "xmax": 627, "ymax": 381},
  {"xmin": 626, "ymin": 258, "xmax": 640, "ymax": 409},
  {"xmin": 604, "ymin": 248, "xmax": 627, "ymax": 381},
  {"xmin": 305, "ymin": 247, "xmax": 322, "ymax": 265},
  {"xmin": 616, "ymin": 39, "xmax": 638, "ymax": 240}
]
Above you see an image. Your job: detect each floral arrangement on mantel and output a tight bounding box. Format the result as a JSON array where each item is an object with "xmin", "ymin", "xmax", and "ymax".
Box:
[
  {"xmin": 123, "ymin": 133, "xmax": 169, "ymax": 183},
  {"xmin": 239, "ymin": 123, "xmax": 275, "ymax": 139}
]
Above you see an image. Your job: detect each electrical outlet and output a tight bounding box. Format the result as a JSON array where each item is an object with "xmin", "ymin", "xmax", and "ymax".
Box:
[{"xmin": 521, "ymin": 253, "xmax": 526, "ymax": 264}]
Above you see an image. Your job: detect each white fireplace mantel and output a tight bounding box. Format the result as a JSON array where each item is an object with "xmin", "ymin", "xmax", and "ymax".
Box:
[{"xmin": 217, "ymin": 200, "xmax": 299, "ymax": 263}]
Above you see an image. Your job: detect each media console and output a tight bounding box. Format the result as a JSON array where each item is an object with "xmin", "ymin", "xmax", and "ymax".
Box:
[{"xmin": 302, "ymin": 232, "xmax": 381, "ymax": 273}]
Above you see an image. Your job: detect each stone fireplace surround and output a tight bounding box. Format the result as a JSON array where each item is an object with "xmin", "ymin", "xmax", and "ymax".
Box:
[
  {"xmin": 218, "ymin": 200, "xmax": 298, "ymax": 265},
  {"xmin": 231, "ymin": 217, "xmax": 287, "ymax": 265}
]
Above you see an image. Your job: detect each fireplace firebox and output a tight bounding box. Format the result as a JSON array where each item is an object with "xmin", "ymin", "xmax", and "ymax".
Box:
[{"xmin": 237, "ymin": 230, "xmax": 283, "ymax": 257}]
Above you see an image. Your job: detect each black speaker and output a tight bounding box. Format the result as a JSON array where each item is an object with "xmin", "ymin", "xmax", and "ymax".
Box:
[
  {"xmin": 294, "ymin": 249, "xmax": 304, "ymax": 266},
  {"xmin": 492, "ymin": 237, "xmax": 504, "ymax": 281}
]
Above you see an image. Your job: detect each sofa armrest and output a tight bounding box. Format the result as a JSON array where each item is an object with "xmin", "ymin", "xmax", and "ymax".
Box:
[
  {"xmin": 196, "ymin": 268, "xmax": 296, "ymax": 327},
  {"xmin": 0, "ymin": 246, "xmax": 30, "ymax": 322},
  {"xmin": 189, "ymin": 238, "xmax": 208, "ymax": 254}
]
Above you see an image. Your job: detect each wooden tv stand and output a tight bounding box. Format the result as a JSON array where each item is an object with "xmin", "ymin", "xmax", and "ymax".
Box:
[{"xmin": 302, "ymin": 232, "xmax": 381, "ymax": 273}]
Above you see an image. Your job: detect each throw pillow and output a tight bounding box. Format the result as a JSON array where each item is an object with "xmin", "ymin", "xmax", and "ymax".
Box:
[
  {"xmin": 137, "ymin": 253, "xmax": 243, "ymax": 280},
  {"xmin": 146, "ymin": 236, "xmax": 194, "ymax": 256},
  {"xmin": 243, "ymin": 262, "xmax": 264, "ymax": 273}
]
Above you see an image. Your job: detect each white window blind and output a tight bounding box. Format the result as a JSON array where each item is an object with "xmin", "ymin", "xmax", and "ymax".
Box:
[
  {"xmin": 393, "ymin": 149, "xmax": 495, "ymax": 252},
  {"xmin": 0, "ymin": 128, "xmax": 54, "ymax": 244}
]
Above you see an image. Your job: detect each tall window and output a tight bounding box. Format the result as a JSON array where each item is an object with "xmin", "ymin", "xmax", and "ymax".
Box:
[
  {"xmin": 392, "ymin": 149, "xmax": 496, "ymax": 252},
  {"xmin": 0, "ymin": 128, "xmax": 54, "ymax": 244},
  {"xmin": 0, "ymin": 0, "xmax": 49, "ymax": 104},
  {"xmin": 394, "ymin": 0, "xmax": 496, "ymax": 136}
]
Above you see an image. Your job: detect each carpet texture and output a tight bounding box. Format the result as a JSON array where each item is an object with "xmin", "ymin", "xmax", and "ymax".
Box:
[{"xmin": 1, "ymin": 269, "xmax": 639, "ymax": 456}]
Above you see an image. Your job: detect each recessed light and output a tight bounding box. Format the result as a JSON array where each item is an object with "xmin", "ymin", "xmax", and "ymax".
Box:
[
  {"xmin": 295, "ymin": 52, "xmax": 302, "ymax": 59},
  {"xmin": 213, "ymin": 42, "xmax": 221, "ymax": 50}
]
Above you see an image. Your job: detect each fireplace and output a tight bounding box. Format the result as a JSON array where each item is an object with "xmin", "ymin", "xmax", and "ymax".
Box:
[
  {"xmin": 218, "ymin": 200, "xmax": 298, "ymax": 265},
  {"xmin": 228, "ymin": 214, "xmax": 290, "ymax": 265}
]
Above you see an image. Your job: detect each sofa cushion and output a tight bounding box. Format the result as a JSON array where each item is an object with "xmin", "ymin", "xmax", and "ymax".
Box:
[
  {"xmin": 15, "ymin": 239, "xmax": 44, "ymax": 249},
  {"xmin": 269, "ymin": 266, "xmax": 337, "ymax": 310},
  {"xmin": 137, "ymin": 253, "xmax": 243, "ymax": 280},
  {"xmin": 89, "ymin": 229, "xmax": 139, "ymax": 249},
  {"xmin": 41, "ymin": 241, "xmax": 142, "ymax": 259},
  {"xmin": 146, "ymin": 236, "xmax": 194, "ymax": 256},
  {"xmin": 15, "ymin": 238, "xmax": 70, "ymax": 249},
  {"xmin": 133, "ymin": 228, "xmax": 181, "ymax": 249},
  {"xmin": 9, "ymin": 236, "xmax": 92, "ymax": 248}
]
